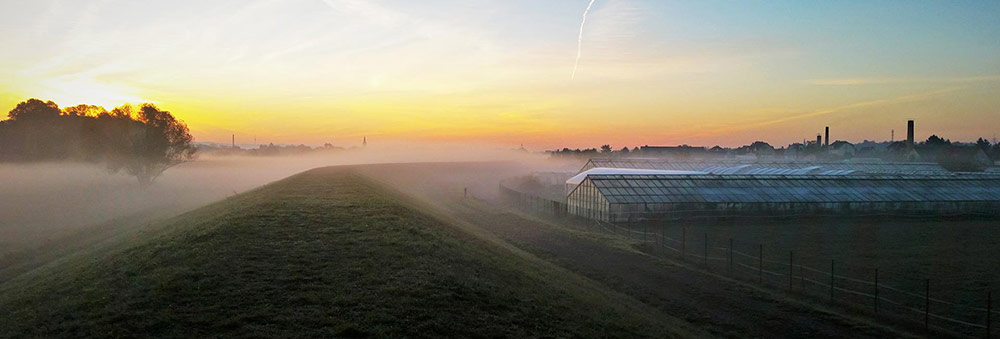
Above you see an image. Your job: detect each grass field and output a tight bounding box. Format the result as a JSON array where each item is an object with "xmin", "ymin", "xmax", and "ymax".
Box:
[{"xmin": 0, "ymin": 166, "xmax": 696, "ymax": 338}]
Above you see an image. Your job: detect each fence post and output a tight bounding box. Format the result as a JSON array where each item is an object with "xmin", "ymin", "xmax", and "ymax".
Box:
[
  {"xmin": 987, "ymin": 291, "xmax": 991, "ymax": 339},
  {"xmin": 789, "ymin": 251, "xmax": 793, "ymax": 291},
  {"xmin": 830, "ymin": 260, "xmax": 835, "ymax": 303},
  {"xmin": 661, "ymin": 225, "xmax": 665, "ymax": 250},
  {"xmin": 682, "ymin": 226, "xmax": 686, "ymax": 261},
  {"xmin": 758, "ymin": 244, "xmax": 763, "ymax": 284},
  {"xmin": 925, "ymin": 278, "xmax": 930, "ymax": 331},
  {"xmin": 728, "ymin": 238, "xmax": 733, "ymax": 276},
  {"xmin": 704, "ymin": 233, "xmax": 709, "ymax": 267},
  {"xmin": 800, "ymin": 265, "xmax": 804, "ymax": 289},
  {"xmin": 874, "ymin": 268, "xmax": 879, "ymax": 314}
]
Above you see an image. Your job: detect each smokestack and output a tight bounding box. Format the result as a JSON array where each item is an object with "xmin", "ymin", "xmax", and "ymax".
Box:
[
  {"xmin": 816, "ymin": 134, "xmax": 822, "ymax": 146},
  {"xmin": 825, "ymin": 126, "xmax": 829, "ymax": 147},
  {"xmin": 232, "ymin": 134, "xmax": 235, "ymax": 148},
  {"xmin": 907, "ymin": 120, "xmax": 914, "ymax": 147}
]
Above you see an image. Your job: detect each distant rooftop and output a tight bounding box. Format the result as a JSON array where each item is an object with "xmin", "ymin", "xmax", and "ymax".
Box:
[
  {"xmin": 579, "ymin": 158, "xmax": 956, "ymax": 176},
  {"xmin": 566, "ymin": 168, "xmax": 706, "ymax": 186}
]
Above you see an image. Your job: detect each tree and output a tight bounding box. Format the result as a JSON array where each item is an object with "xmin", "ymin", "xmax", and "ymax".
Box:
[
  {"xmin": 5, "ymin": 99, "xmax": 66, "ymax": 159},
  {"xmin": 925, "ymin": 135, "xmax": 951, "ymax": 147},
  {"xmin": 62, "ymin": 104, "xmax": 108, "ymax": 117},
  {"xmin": 747, "ymin": 141, "xmax": 774, "ymax": 153},
  {"xmin": 976, "ymin": 138, "xmax": 991, "ymax": 153},
  {"xmin": 8, "ymin": 98, "xmax": 60, "ymax": 121},
  {"xmin": 104, "ymin": 104, "xmax": 194, "ymax": 186},
  {"xmin": 620, "ymin": 146, "xmax": 630, "ymax": 154},
  {"xmin": 600, "ymin": 144, "xmax": 612, "ymax": 153}
]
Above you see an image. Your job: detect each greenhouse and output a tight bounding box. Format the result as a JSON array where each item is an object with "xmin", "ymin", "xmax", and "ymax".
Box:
[
  {"xmin": 578, "ymin": 158, "xmax": 959, "ymax": 176},
  {"xmin": 566, "ymin": 169, "xmax": 1000, "ymax": 222}
]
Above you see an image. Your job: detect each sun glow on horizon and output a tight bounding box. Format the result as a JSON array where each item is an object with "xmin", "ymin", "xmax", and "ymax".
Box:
[
  {"xmin": 22, "ymin": 75, "xmax": 147, "ymax": 110},
  {"xmin": 1, "ymin": 1, "xmax": 999, "ymax": 149}
]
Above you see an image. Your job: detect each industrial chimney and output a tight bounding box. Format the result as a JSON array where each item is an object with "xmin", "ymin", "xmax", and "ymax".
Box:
[
  {"xmin": 816, "ymin": 134, "xmax": 822, "ymax": 146},
  {"xmin": 825, "ymin": 126, "xmax": 830, "ymax": 147},
  {"xmin": 907, "ymin": 120, "xmax": 914, "ymax": 148}
]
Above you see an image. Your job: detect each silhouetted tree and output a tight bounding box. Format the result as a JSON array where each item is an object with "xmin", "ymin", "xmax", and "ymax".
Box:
[
  {"xmin": 925, "ymin": 135, "xmax": 951, "ymax": 147},
  {"xmin": 1, "ymin": 99, "xmax": 196, "ymax": 185},
  {"xmin": 976, "ymin": 138, "xmax": 991, "ymax": 153},
  {"xmin": 104, "ymin": 104, "xmax": 195, "ymax": 186},
  {"xmin": 746, "ymin": 141, "xmax": 774, "ymax": 154},
  {"xmin": 62, "ymin": 104, "xmax": 107, "ymax": 117},
  {"xmin": 7, "ymin": 98, "xmax": 60, "ymax": 121},
  {"xmin": 600, "ymin": 144, "xmax": 612, "ymax": 153},
  {"xmin": 5, "ymin": 99, "xmax": 67, "ymax": 159}
]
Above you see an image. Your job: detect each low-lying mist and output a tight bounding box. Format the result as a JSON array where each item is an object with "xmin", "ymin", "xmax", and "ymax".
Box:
[{"xmin": 0, "ymin": 142, "xmax": 578, "ymax": 273}]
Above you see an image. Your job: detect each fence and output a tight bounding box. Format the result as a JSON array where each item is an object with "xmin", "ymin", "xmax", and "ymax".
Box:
[
  {"xmin": 499, "ymin": 184, "xmax": 995, "ymax": 338},
  {"xmin": 499, "ymin": 184, "xmax": 567, "ymax": 217},
  {"xmin": 583, "ymin": 219, "xmax": 995, "ymax": 338}
]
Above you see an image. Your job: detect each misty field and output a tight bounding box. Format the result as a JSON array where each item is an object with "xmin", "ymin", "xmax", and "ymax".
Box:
[{"xmin": 0, "ymin": 165, "xmax": 691, "ymax": 338}]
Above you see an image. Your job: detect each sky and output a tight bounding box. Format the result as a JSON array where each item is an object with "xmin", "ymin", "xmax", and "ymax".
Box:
[{"xmin": 1, "ymin": 0, "xmax": 998, "ymax": 149}]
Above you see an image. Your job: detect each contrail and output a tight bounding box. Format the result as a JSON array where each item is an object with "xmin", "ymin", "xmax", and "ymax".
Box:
[{"xmin": 572, "ymin": 0, "xmax": 596, "ymax": 80}]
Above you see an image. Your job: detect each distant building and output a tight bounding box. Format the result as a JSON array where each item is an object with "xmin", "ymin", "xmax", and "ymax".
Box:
[
  {"xmin": 829, "ymin": 141, "xmax": 856, "ymax": 158},
  {"xmin": 937, "ymin": 147, "xmax": 992, "ymax": 172},
  {"xmin": 784, "ymin": 143, "xmax": 805, "ymax": 159},
  {"xmin": 577, "ymin": 158, "xmax": 954, "ymax": 176},
  {"xmin": 638, "ymin": 145, "xmax": 707, "ymax": 159}
]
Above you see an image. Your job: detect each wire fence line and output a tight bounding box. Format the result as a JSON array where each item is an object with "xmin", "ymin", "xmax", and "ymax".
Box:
[
  {"xmin": 585, "ymin": 218, "xmax": 996, "ymax": 339},
  {"xmin": 499, "ymin": 184, "xmax": 997, "ymax": 338}
]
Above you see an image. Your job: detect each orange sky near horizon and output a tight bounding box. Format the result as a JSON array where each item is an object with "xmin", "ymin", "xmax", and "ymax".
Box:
[{"xmin": 2, "ymin": 1, "xmax": 998, "ymax": 150}]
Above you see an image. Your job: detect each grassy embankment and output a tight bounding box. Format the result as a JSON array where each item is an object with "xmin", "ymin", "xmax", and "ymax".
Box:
[{"xmin": 0, "ymin": 166, "xmax": 697, "ymax": 338}]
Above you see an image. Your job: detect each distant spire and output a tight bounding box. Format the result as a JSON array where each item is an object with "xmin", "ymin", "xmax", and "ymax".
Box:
[{"xmin": 363, "ymin": 136, "xmax": 367, "ymax": 147}]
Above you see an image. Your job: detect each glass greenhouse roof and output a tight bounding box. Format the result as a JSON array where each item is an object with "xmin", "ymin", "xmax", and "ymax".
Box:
[
  {"xmin": 580, "ymin": 158, "xmax": 957, "ymax": 176},
  {"xmin": 584, "ymin": 174, "xmax": 1000, "ymax": 204}
]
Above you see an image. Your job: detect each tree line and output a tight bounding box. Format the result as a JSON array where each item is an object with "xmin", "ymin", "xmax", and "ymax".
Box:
[
  {"xmin": 0, "ymin": 98, "xmax": 195, "ymax": 185},
  {"xmin": 549, "ymin": 136, "xmax": 1000, "ymax": 172}
]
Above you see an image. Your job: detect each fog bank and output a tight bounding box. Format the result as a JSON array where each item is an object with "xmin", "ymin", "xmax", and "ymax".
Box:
[{"xmin": 0, "ymin": 142, "xmax": 576, "ymax": 267}]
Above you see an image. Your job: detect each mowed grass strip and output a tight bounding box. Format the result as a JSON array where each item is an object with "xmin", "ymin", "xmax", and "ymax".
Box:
[{"xmin": 0, "ymin": 167, "xmax": 687, "ymax": 338}]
